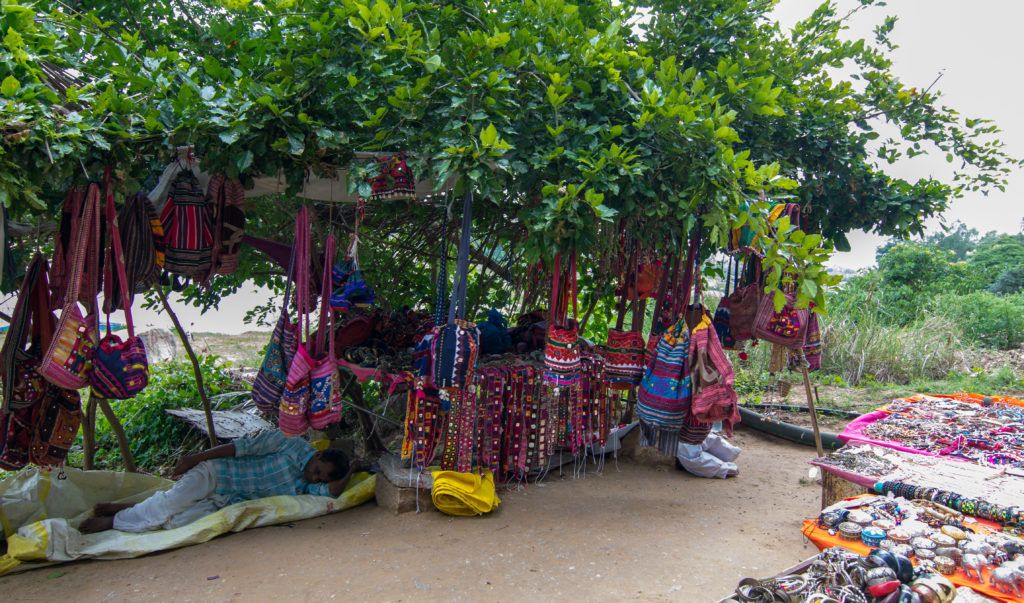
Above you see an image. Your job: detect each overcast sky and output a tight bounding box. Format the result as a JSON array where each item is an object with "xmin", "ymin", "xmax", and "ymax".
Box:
[{"xmin": 23, "ymin": 1, "xmax": 1021, "ymax": 335}]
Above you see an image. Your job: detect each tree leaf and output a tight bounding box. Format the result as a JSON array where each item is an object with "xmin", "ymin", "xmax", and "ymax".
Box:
[{"xmin": 1, "ymin": 75, "xmax": 19, "ymax": 97}]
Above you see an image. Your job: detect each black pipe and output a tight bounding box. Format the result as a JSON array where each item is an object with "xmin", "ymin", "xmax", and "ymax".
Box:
[
  {"xmin": 740, "ymin": 403, "xmax": 861, "ymax": 419},
  {"xmin": 738, "ymin": 406, "xmax": 844, "ymax": 450}
]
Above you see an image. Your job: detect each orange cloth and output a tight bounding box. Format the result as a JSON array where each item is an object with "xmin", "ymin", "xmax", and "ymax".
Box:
[{"xmin": 801, "ymin": 512, "xmax": 1020, "ymax": 603}]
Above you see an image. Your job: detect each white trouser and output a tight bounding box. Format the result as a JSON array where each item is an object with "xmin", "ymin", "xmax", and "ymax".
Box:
[
  {"xmin": 676, "ymin": 433, "xmax": 742, "ymax": 479},
  {"xmin": 113, "ymin": 461, "xmax": 222, "ymax": 532}
]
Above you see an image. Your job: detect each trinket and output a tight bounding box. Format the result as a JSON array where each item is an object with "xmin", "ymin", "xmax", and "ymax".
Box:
[
  {"xmin": 889, "ymin": 530, "xmax": 912, "ymax": 545},
  {"xmin": 941, "ymin": 525, "xmax": 968, "ymax": 541},
  {"xmin": 878, "ymin": 539, "xmax": 895, "ymax": 551},
  {"xmin": 892, "ymin": 544, "xmax": 914, "ymax": 558},
  {"xmin": 873, "ymin": 519, "xmax": 896, "ymax": 532},
  {"xmin": 916, "ymin": 549, "xmax": 936, "ymax": 561},
  {"xmin": 911, "ymin": 537, "xmax": 937, "ymax": 551},
  {"xmin": 838, "ymin": 522, "xmax": 863, "ymax": 541},
  {"xmin": 935, "ymin": 547, "xmax": 962, "ymax": 565},
  {"xmin": 862, "ymin": 526, "xmax": 886, "ymax": 547},
  {"xmin": 934, "ymin": 556, "xmax": 956, "ymax": 575},
  {"xmin": 848, "ymin": 509, "xmax": 874, "ymax": 526},
  {"xmin": 930, "ymin": 533, "xmax": 956, "ymax": 548}
]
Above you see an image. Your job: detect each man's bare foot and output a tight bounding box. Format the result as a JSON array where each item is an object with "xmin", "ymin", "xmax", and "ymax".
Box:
[
  {"xmin": 93, "ymin": 502, "xmax": 133, "ymax": 517},
  {"xmin": 79, "ymin": 516, "xmax": 115, "ymax": 534}
]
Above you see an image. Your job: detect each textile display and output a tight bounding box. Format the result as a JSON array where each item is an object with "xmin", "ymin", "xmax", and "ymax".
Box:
[
  {"xmin": 688, "ymin": 314, "xmax": 740, "ymax": 436},
  {"xmin": 838, "ymin": 394, "xmax": 1024, "ymax": 468},
  {"xmin": 431, "ymin": 469, "xmax": 501, "ymax": 516},
  {"xmin": 159, "ymin": 170, "xmax": 215, "ymax": 278},
  {"xmin": 801, "ymin": 495, "xmax": 1021, "ymax": 603},
  {"xmin": 636, "ymin": 317, "xmax": 691, "ymax": 455},
  {"xmin": 0, "ymin": 467, "xmax": 375, "ymax": 574},
  {"xmin": 251, "ymin": 227, "xmax": 300, "ymax": 415},
  {"xmin": 543, "ymin": 252, "xmax": 581, "ymax": 387}
]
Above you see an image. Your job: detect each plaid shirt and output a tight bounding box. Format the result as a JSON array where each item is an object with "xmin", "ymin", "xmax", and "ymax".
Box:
[{"xmin": 211, "ymin": 430, "xmax": 331, "ymax": 502}]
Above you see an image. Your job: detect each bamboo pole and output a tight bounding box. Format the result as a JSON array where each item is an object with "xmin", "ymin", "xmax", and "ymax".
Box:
[
  {"xmin": 801, "ymin": 366, "xmax": 825, "ymax": 457},
  {"xmin": 97, "ymin": 397, "xmax": 137, "ymax": 472},
  {"xmin": 154, "ymin": 285, "xmax": 218, "ymax": 447}
]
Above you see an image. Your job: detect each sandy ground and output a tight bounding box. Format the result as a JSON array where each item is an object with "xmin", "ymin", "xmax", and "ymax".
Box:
[{"xmin": 4, "ymin": 429, "xmax": 824, "ymax": 602}]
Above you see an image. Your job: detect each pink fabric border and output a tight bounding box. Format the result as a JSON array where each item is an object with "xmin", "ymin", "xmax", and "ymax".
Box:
[{"xmin": 837, "ymin": 409, "xmax": 939, "ymax": 457}]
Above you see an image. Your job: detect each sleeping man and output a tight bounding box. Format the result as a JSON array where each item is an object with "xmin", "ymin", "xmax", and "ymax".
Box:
[{"xmin": 80, "ymin": 429, "xmax": 352, "ymax": 534}]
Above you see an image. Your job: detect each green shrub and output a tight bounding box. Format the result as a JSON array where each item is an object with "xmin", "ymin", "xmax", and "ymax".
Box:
[
  {"xmin": 930, "ymin": 291, "xmax": 1024, "ymax": 350},
  {"xmin": 990, "ymin": 267, "xmax": 1024, "ymax": 295}
]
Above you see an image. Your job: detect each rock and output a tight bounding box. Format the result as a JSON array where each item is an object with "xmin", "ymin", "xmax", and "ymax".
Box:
[
  {"xmin": 138, "ymin": 328, "xmax": 179, "ymax": 363},
  {"xmin": 375, "ymin": 469, "xmax": 432, "ymax": 515}
]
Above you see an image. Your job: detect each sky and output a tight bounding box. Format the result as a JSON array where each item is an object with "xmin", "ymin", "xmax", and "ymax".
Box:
[
  {"xmin": 774, "ymin": 0, "xmax": 1023, "ymax": 270},
  {"xmin": 15, "ymin": 1, "xmax": 1022, "ymax": 335}
]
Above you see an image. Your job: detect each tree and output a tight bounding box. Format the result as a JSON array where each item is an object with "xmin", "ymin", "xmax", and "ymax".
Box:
[
  {"xmin": 0, "ymin": 0, "xmax": 1017, "ymax": 318},
  {"xmin": 922, "ymin": 221, "xmax": 979, "ymax": 261}
]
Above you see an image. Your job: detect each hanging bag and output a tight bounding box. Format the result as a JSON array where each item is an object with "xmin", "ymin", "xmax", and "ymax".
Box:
[
  {"xmin": 543, "ymin": 252, "xmax": 581, "ymax": 387},
  {"xmin": 252, "ymin": 232, "xmax": 300, "ymax": 416},
  {"xmin": 1, "ymin": 254, "xmax": 53, "ymax": 412},
  {"xmin": 803, "ymin": 311, "xmax": 822, "ymax": 371},
  {"xmin": 278, "ymin": 207, "xmax": 314, "ymax": 435},
  {"xmin": 160, "ymin": 170, "xmax": 215, "ymax": 278},
  {"xmin": 752, "ymin": 289, "xmax": 810, "ymax": 348},
  {"xmin": 603, "ymin": 246, "xmax": 645, "ymax": 389},
  {"xmin": 29, "ymin": 386, "xmax": 82, "ymax": 467},
  {"xmin": 308, "ymin": 235, "xmax": 345, "ymax": 430},
  {"xmin": 40, "ymin": 183, "xmax": 101, "ymax": 390},
  {"xmin": 90, "ymin": 173, "xmax": 150, "ymax": 399},
  {"xmin": 48, "ymin": 187, "xmax": 84, "ymax": 310},
  {"xmin": 689, "ymin": 314, "xmax": 740, "ymax": 435},
  {"xmin": 726, "ymin": 257, "xmax": 762, "ymax": 342},
  {"xmin": 431, "ymin": 189, "xmax": 479, "ymax": 393},
  {"xmin": 713, "ymin": 257, "xmax": 739, "ymax": 349},
  {"xmin": 206, "ymin": 174, "xmax": 247, "ymax": 277},
  {"xmin": 105, "ymin": 192, "xmax": 161, "ymax": 312}
]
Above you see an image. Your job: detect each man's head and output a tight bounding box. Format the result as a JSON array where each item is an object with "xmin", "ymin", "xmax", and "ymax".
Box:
[{"xmin": 303, "ymin": 448, "xmax": 350, "ymax": 483}]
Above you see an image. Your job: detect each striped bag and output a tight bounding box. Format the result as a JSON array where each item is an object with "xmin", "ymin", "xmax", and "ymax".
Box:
[
  {"xmin": 207, "ymin": 174, "xmax": 246, "ymax": 276},
  {"xmin": 278, "ymin": 208, "xmax": 314, "ymax": 435},
  {"xmin": 105, "ymin": 192, "xmax": 161, "ymax": 313},
  {"xmin": 636, "ymin": 317, "xmax": 692, "ymax": 455},
  {"xmin": 543, "ymin": 252, "xmax": 580, "ymax": 387},
  {"xmin": 160, "ymin": 171, "xmax": 214, "ymax": 278}
]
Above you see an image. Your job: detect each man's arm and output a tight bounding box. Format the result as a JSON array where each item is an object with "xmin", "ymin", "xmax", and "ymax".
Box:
[{"xmin": 172, "ymin": 443, "xmax": 236, "ymax": 477}]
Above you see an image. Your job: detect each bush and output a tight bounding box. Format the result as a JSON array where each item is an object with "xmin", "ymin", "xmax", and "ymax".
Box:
[
  {"xmin": 930, "ymin": 291, "xmax": 1024, "ymax": 350},
  {"xmin": 990, "ymin": 267, "xmax": 1024, "ymax": 295},
  {"xmin": 79, "ymin": 356, "xmax": 244, "ymax": 473}
]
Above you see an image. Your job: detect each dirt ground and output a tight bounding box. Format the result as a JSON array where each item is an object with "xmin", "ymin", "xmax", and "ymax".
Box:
[{"xmin": 4, "ymin": 429, "xmax": 825, "ymax": 602}]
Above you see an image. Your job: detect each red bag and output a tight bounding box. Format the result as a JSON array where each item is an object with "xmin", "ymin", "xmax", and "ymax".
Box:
[
  {"xmin": 334, "ymin": 314, "xmax": 376, "ymax": 352},
  {"xmin": 753, "ymin": 291, "xmax": 809, "ymax": 348},
  {"xmin": 689, "ymin": 317, "xmax": 740, "ymax": 435},
  {"xmin": 543, "ymin": 252, "xmax": 580, "ymax": 387}
]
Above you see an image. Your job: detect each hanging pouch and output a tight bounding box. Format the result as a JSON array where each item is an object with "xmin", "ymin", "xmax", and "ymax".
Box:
[
  {"xmin": 278, "ymin": 207, "xmax": 313, "ymax": 435},
  {"xmin": 90, "ymin": 172, "xmax": 150, "ymax": 399},
  {"xmin": 309, "ymin": 235, "xmax": 345, "ymax": 430},
  {"xmin": 40, "ymin": 183, "xmax": 101, "ymax": 390},
  {"xmin": 752, "ymin": 291, "xmax": 809, "ymax": 347},
  {"xmin": 252, "ymin": 229, "xmax": 300, "ymax": 416},
  {"xmin": 431, "ymin": 189, "xmax": 479, "ymax": 394},
  {"xmin": 543, "ymin": 252, "xmax": 580, "ymax": 387},
  {"xmin": 603, "ymin": 246, "xmax": 646, "ymax": 389}
]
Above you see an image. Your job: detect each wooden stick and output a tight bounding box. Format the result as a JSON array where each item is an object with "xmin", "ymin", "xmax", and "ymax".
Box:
[
  {"xmin": 97, "ymin": 397, "xmax": 137, "ymax": 473},
  {"xmin": 82, "ymin": 396, "xmax": 98, "ymax": 470},
  {"xmin": 801, "ymin": 366, "xmax": 825, "ymax": 457},
  {"xmin": 154, "ymin": 285, "xmax": 218, "ymax": 447}
]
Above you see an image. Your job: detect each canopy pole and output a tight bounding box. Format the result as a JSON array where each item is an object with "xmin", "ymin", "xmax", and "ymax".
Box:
[
  {"xmin": 81, "ymin": 396, "xmax": 98, "ymax": 470},
  {"xmin": 801, "ymin": 366, "xmax": 825, "ymax": 457},
  {"xmin": 154, "ymin": 285, "xmax": 218, "ymax": 447}
]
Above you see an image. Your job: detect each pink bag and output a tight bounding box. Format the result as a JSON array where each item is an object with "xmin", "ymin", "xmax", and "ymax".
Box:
[
  {"xmin": 689, "ymin": 318, "xmax": 740, "ymax": 435},
  {"xmin": 308, "ymin": 235, "xmax": 344, "ymax": 430},
  {"xmin": 278, "ymin": 209, "xmax": 313, "ymax": 436},
  {"xmin": 752, "ymin": 291, "xmax": 809, "ymax": 348}
]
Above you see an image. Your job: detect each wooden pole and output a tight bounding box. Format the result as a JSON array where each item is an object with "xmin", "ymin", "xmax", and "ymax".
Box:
[
  {"xmin": 82, "ymin": 396, "xmax": 98, "ymax": 470},
  {"xmin": 97, "ymin": 398, "xmax": 137, "ymax": 473},
  {"xmin": 801, "ymin": 365, "xmax": 825, "ymax": 457},
  {"xmin": 154, "ymin": 285, "xmax": 218, "ymax": 447}
]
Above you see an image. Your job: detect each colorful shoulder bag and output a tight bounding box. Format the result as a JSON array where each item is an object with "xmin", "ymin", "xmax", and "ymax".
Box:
[
  {"xmin": 160, "ymin": 170, "xmax": 214, "ymax": 278},
  {"xmin": 752, "ymin": 289, "xmax": 809, "ymax": 348},
  {"xmin": 431, "ymin": 189, "xmax": 479, "ymax": 394},
  {"xmin": 104, "ymin": 191, "xmax": 161, "ymax": 313},
  {"xmin": 40, "ymin": 182, "xmax": 100, "ymax": 390},
  {"xmin": 689, "ymin": 315, "xmax": 740, "ymax": 436},
  {"xmin": 543, "ymin": 252, "xmax": 581, "ymax": 388},
  {"xmin": 207, "ymin": 174, "xmax": 247, "ymax": 276},
  {"xmin": 603, "ymin": 247, "xmax": 645, "ymax": 389},
  {"xmin": 252, "ymin": 229, "xmax": 300, "ymax": 416},
  {"xmin": 90, "ymin": 174, "xmax": 149, "ymax": 399},
  {"xmin": 0, "ymin": 253, "xmax": 52, "ymax": 412},
  {"xmin": 308, "ymin": 235, "xmax": 345, "ymax": 430},
  {"xmin": 278, "ymin": 207, "xmax": 314, "ymax": 435},
  {"xmin": 29, "ymin": 385, "xmax": 82, "ymax": 467}
]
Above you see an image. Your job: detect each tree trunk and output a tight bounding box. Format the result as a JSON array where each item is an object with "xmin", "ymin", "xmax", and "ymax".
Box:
[
  {"xmin": 82, "ymin": 396, "xmax": 98, "ymax": 470},
  {"xmin": 97, "ymin": 398, "xmax": 136, "ymax": 473},
  {"xmin": 154, "ymin": 285, "xmax": 218, "ymax": 447}
]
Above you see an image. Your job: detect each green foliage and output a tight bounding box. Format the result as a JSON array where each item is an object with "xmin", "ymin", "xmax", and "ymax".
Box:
[
  {"xmin": 990, "ymin": 267, "xmax": 1024, "ymax": 296},
  {"xmin": 921, "ymin": 221, "xmax": 979, "ymax": 261},
  {"xmin": 968, "ymin": 234, "xmax": 1024, "ymax": 287},
  {"xmin": 930, "ymin": 292, "xmax": 1024, "ymax": 351},
  {"xmin": 80, "ymin": 356, "xmax": 241, "ymax": 472}
]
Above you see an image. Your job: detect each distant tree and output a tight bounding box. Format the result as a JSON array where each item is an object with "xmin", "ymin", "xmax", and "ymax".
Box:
[
  {"xmin": 922, "ymin": 221, "xmax": 979, "ymax": 261},
  {"xmin": 990, "ymin": 267, "xmax": 1024, "ymax": 295},
  {"xmin": 969, "ymin": 234, "xmax": 1024, "ymax": 285}
]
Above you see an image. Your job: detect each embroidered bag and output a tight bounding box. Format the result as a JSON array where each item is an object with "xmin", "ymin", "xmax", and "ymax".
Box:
[
  {"xmin": 1, "ymin": 253, "xmax": 53, "ymax": 412},
  {"xmin": 726, "ymin": 258, "xmax": 762, "ymax": 342},
  {"xmin": 689, "ymin": 314, "xmax": 740, "ymax": 436},
  {"xmin": 0, "ymin": 403, "xmax": 34, "ymax": 470},
  {"xmin": 368, "ymin": 153, "xmax": 416, "ymax": 202},
  {"xmin": 160, "ymin": 170, "xmax": 214, "ymax": 278},
  {"xmin": 308, "ymin": 235, "xmax": 345, "ymax": 430},
  {"xmin": 29, "ymin": 385, "xmax": 82, "ymax": 467},
  {"xmin": 278, "ymin": 208, "xmax": 314, "ymax": 435},
  {"xmin": 252, "ymin": 235, "xmax": 299, "ymax": 416},
  {"xmin": 752, "ymin": 290, "xmax": 809, "ymax": 348},
  {"xmin": 603, "ymin": 249, "xmax": 645, "ymax": 389},
  {"xmin": 90, "ymin": 175, "xmax": 149, "ymax": 399},
  {"xmin": 543, "ymin": 252, "xmax": 580, "ymax": 387},
  {"xmin": 713, "ymin": 257, "xmax": 739, "ymax": 349},
  {"xmin": 803, "ymin": 311, "xmax": 822, "ymax": 371},
  {"xmin": 40, "ymin": 183, "xmax": 101, "ymax": 390},
  {"xmin": 636, "ymin": 316, "xmax": 691, "ymax": 455},
  {"xmin": 48, "ymin": 187, "xmax": 84, "ymax": 310},
  {"xmin": 206, "ymin": 174, "xmax": 247, "ymax": 276},
  {"xmin": 104, "ymin": 192, "xmax": 161, "ymax": 313},
  {"xmin": 646, "ymin": 253, "xmax": 680, "ymax": 367},
  {"xmin": 431, "ymin": 189, "xmax": 479, "ymax": 393}
]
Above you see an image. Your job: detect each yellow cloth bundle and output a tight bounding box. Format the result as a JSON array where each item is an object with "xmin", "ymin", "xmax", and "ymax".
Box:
[{"xmin": 430, "ymin": 469, "xmax": 501, "ymax": 516}]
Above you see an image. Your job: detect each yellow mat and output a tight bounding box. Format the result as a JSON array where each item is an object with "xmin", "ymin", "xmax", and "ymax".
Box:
[{"xmin": 0, "ymin": 467, "xmax": 375, "ymax": 575}]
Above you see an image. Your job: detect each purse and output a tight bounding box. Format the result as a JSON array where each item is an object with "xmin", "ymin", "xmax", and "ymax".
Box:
[
  {"xmin": 543, "ymin": 252, "xmax": 581, "ymax": 387},
  {"xmin": 39, "ymin": 182, "xmax": 101, "ymax": 390},
  {"xmin": 637, "ymin": 316, "xmax": 692, "ymax": 455},
  {"xmin": 713, "ymin": 257, "xmax": 739, "ymax": 349},
  {"xmin": 1, "ymin": 253, "xmax": 54, "ymax": 412},
  {"xmin": 726, "ymin": 257, "xmax": 762, "ymax": 342},
  {"xmin": 278, "ymin": 207, "xmax": 314, "ymax": 435},
  {"xmin": 252, "ymin": 211, "xmax": 302, "ymax": 416},
  {"xmin": 105, "ymin": 192, "xmax": 161, "ymax": 312},
  {"xmin": 160, "ymin": 170, "xmax": 215, "ymax": 278},
  {"xmin": 431, "ymin": 189, "xmax": 480, "ymax": 393},
  {"xmin": 308, "ymin": 235, "xmax": 345, "ymax": 430},
  {"xmin": 206, "ymin": 174, "xmax": 247, "ymax": 276},
  {"xmin": 0, "ymin": 403, "xmax": 35, "ymax": 470},
  {"xmin": 48, "ymin": 187, "xmax": 85, "ymax": 310},
  {"xmin": 29, "ymin": 385, "xmax": 82, "ymax": 467},
  {"xmin": 689, "ymin": 314, "xmax": 740, "ymax": 435},
  {"xmin": 90, "ymin": 175, "xmax": 150, "ymax": 399},
  {"xmin": 603, "ymin": 249, "xmax": 645, "ymax": 389},
  {"xmin": 752, "ymin": 290, "xmax": 810, "ymax": 348}
]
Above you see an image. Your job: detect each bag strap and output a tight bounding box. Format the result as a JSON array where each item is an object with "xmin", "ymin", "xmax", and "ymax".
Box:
[
  {"xmin": 294, "ymin": 206, "xmax": 311, "ymax": 342},
  {"xmin": 103, "ymin": 168, "xmax": 135, "ymax": 339},
  {"xmin": 208, "ymin": 174, "xmax": 226, "ymax": 280},
  {"xmin": 314, "ymin": 234, "xmax": 336, "ymax": 357},
  {"xmin": 433, "ymin": 199, "xmax": 451, "ymax": 326},
  {"xmin": 62, "ymin": 183, "xmax": 99, "ymax": 310},
  {"xmin": 675, "ymin": 227, "xmax": 701, "ymax": 316},
  {"xmin": 30, "ymin": 256, "xmax": 55, "ymax": 347},
  {"xmin": 446, "ymin": 188, "xmax": 473, "ymax": 323}
]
